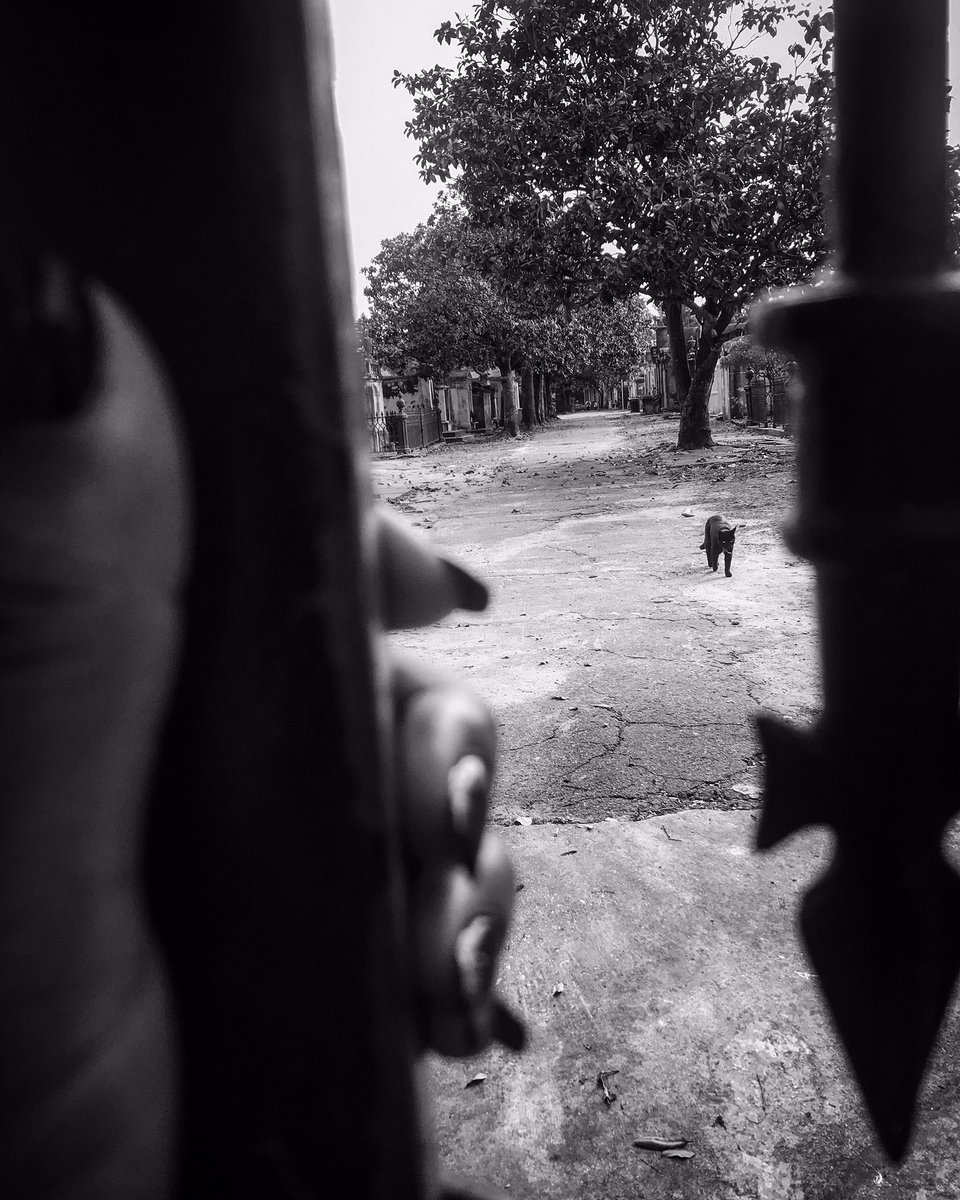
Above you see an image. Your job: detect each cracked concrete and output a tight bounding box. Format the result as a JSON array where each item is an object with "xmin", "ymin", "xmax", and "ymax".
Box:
[
  {"xmin": 371, "ymin": 412, "xmax": 960, "ymax": 1198},
  {"xmin": 380, "ymin": 416, "xmax": 819, "ymax": 821},
  {"xmin": 421, "ymin": 817, "xmax": 960, "ymax": 1200}
]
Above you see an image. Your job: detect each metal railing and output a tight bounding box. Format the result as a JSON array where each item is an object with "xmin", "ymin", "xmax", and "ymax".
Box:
[
  {"xmin": 743, "ymin": 379, "xmax": 791, "ymax": 429},
  {"xmin": 769, "ymin": 379, "xmax": 790, "ymax": 427},
  {"xmin": 368, "ymin": 413, "xmax": 390, "ymax": 453},
  {"xmin": 743, "ymin": 382, "xmax": 768, "ymax": 425}
]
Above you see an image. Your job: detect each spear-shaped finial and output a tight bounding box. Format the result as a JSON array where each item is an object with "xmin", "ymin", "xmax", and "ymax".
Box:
[{"xmin": 755, "ymin": 0, "xmax": 960, "ymax": 1162}]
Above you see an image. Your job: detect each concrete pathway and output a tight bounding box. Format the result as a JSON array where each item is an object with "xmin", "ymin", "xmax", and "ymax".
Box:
[
  {"xmin": 371, "ymin": 413, "xmax": 960, "ymax": 1199},
  {"xmin": 427, "ymin": 815, "xmax": 960, "ymax": 1199},
  {"xmin": 378, "ymin": 412, "xmax": 819, "ymax": 824}
]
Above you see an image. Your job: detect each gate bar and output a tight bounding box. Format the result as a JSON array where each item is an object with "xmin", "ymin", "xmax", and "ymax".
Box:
[{"xmin": 756, "ymin": 0, "xmax": 960, "ymax": 1162}]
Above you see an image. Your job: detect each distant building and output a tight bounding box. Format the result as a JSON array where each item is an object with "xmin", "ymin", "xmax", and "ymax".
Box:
[
  {"xmin": 362, "ymin": 347, "xmax": 510, "ymax": 451},
  {"xmin": 435, "ymin": 369, "xmax": 502, "ymax": 433}
]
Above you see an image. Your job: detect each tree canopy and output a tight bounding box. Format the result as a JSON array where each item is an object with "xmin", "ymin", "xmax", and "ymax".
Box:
[
  {"xmin": 364, "ymin": 203, "xmax": 549, "ymax": 376},
  {"xmin": 361, "ymin": 214, "xmax": 502, "ymax": 378},
  {"xmin": 723, "ymin": 333, "xmax": 793, "ymax": 385},
  {"xmin": 363, "ymin": 202, "xmax": 574, "ymax": 432},
  {"xmin": 561, "ymin": 295, "xmax": 654, "ymax": 392},
  {"xmin": 362, "ymin": 200, "xmax": 654, "ymax": 427},
  {"xmin": 397, "ymin": 0, "xmax": 834, "ymax": 447}
]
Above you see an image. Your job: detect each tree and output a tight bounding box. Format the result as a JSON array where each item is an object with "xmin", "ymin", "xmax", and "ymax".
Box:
[
  {"xmin": 364, "ymin": 203, "xmax": 582, "ymax": 435},
  {"xmin": 723, "ymin": 333, "xmax": 792, "ymax": 390},
  {"xmin": 559, "ymin": 295, "xmax": 654, "ymax": 401},
  {"xmin": 361, "ymin": 221, "xmax": 496, "ymax": 379},
  {"xmin": 398, "ymin": 0, "xmax": 834, "ymax": 449}
]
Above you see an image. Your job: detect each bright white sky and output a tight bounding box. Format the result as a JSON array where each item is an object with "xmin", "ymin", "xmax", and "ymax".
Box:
[
  {"xmin": 328, "ymin": 0, "xmax": 960, "ymax": 317},
  {"xmin": 328, "ymin": 0, "xmax": 458, "ymax": 315}
]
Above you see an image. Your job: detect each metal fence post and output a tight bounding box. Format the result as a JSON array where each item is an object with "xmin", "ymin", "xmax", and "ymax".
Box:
[
  {"xmin": 755, "ymin": 0, "xmax": 960, "ymax": 1162},
  {"xmin": 394, "ymin": 406, "xmax": 409, "ymax": 453},
  {"xmin": 0, "ymin": 4, "xmax": 436, "ymax": 1196}
]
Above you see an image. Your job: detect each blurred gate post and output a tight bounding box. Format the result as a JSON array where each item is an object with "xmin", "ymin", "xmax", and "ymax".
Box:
[
  {"xmin": 756, "ymin": 0, "xmax": 960, "ymax": 1163},
  {"xmin": 0, "ymin": 4, "xmax": 439, "ymax": 1196}
]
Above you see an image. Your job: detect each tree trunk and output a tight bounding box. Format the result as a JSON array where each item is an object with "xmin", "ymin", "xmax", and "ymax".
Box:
[
  {"xmin": 545, "ymin": 372, "xmax": 556, "ymax": 418},
  {"xmin": 677, "ymin": 348, "xmax": 721, "ymax": 450},
  {"xmin": 665, "ymin": 301, "xmax": 691, "ymax": 408},
  {"xmin": 520, "ymin": 367, "xmax": 536, "ymax": 430},
  {"xmin": 534, "ymin": 371, "xmax": 545, "ymax": 424},
  {"xmin": 499, "ymin": 356, "xmax": 519, "ymax": 436}
]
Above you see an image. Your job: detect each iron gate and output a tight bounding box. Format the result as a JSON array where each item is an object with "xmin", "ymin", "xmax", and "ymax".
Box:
[{"xmin": 2, "ymin": 0, "xmax": 959, "ymax": 1194}]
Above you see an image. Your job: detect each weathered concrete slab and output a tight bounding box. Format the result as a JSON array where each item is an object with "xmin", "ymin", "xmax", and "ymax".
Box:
[
  {"xmin": 427, "ymin": 815, "xmax": 960, "ymax": 1199},
  {"xmin": 383, "ymin": 415, "xmax": 820, "ymax": 821},
  {"xmin": 374, "ymin": 415, "xmax": 960, "ymax": 1196}
]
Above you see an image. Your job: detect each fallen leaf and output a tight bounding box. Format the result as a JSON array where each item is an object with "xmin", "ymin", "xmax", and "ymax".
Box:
[
  {"xmin": 516, "ymin": 816, "xmax": 534, "ymax": 826},
  {"xmin": 550, "ymin": 694, "xmax": 566, "ymax": 701},
  {"xmin": 464, "ymin": 1074, "xmax": 487, "ymax": 1088},
  {"xmin": 553, "ymin": 982, "xmax": 565, "ymax": 997},
  {"xmin": 662, "ymin": 1149, "xmax": 695, "ymax": 1160},
  {"xmin": 681, "ymin": 508, "xmax": 694, "ymax": 517},
  {"xmin": 633, "ymin": 1137, "xmax": 688, "ymax": 1152},
  {"xmin": 560, "ymin": 849, "xmax": 577, "ymax": 856}
]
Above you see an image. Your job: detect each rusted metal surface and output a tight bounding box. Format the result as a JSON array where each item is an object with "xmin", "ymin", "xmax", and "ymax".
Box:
[{"xmin": 756, "ymin": 0, "xmax": 960, "ymax": 1162}]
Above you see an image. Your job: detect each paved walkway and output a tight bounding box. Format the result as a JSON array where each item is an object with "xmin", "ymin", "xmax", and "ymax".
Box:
[{"xmin": 372, "ymin": 413, "xmax": 960, "ymax": 1199}]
